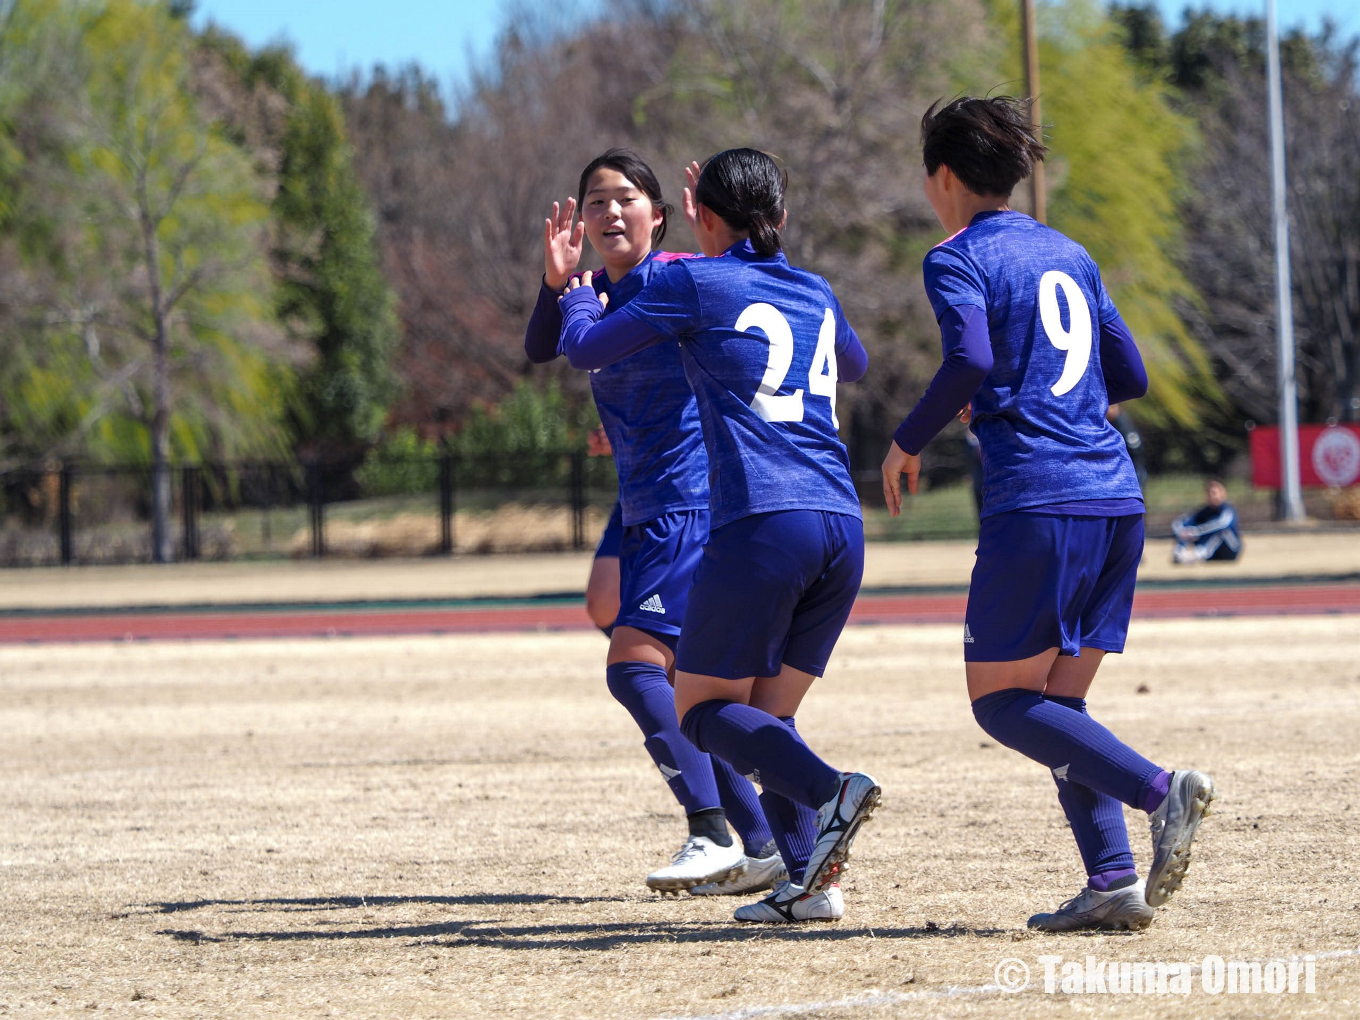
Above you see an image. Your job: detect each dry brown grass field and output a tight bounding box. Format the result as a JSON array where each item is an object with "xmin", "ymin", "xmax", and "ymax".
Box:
[{"xmin": 4, "ymin": 613, "xmax": 1360, "ymax": 1019}]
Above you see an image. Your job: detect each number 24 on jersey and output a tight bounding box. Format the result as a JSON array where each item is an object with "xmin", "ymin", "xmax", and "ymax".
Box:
[{"xmin": 736, "ymin": 302, "xmax": 841, "ymax": 427}]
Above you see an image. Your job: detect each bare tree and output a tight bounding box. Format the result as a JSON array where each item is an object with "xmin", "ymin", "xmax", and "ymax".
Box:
[{"xmin": 1176, "ymin": 21, "xmax": 1360, "ymax": 427}]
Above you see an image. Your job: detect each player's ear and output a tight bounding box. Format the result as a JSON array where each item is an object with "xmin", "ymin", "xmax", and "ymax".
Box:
[{"xmin": 778, "ymin": 210, "xmax": 788, "ymax": 231}]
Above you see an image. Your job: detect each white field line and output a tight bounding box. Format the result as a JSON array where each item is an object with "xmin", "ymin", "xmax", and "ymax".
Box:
[{"xmin": 650, "ymin": 945, "xmax": 1360, "ymax": 1020}]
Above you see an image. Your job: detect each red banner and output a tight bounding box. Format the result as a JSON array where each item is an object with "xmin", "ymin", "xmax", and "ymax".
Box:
[{"xmin": 1250, "ymin": 424, "xmax": 1360, "ymax": 488}]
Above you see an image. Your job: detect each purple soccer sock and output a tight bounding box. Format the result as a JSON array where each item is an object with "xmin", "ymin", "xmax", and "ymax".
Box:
[
  {"xmin": 605, "ymin": 662, "xmax": 720, "ymax": 814},
  {"xmin": 680, "ymin": 699, "xmax": 842, "ymax": 809},
  {"xmin": 1044, "ymin": 695, "xmax": 1137, "ymax": 881},
  {"xmin": 755, "ymin": 717, "xmax": 818, "ymax": 885},
  {"xmin": 1142, "ymin": 769, "xmax": 1172, "ymax": 813},
  {"xmin": 972, "ymin": 688, "xmax": 1166, "ymax": 810},
  {"xmin": 1088, "ymin": 868, "xmax": 1140, "ymax": 892},
  {"xmin": 710, "ymin": 756, "xmax": 773, "ymax": 856}
]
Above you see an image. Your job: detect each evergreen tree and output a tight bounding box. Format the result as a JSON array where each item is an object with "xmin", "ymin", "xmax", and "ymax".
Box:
[{"xmin": 272, "ymin": 78, "xmax": 400, "ymax": 460}]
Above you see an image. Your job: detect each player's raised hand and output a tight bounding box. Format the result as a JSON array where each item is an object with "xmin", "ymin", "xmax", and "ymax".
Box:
[
  {"xmin": 544, "ymin": 199, "xmax": 585, "ymax": 291},
  {"xmin": 682, "ymin": 161, "xmax": 702, "ymax": 239},
  {"xmin": 881, "ymin": 441, "xmax": 920, "ymax": 518},
  {"xmin": 586, "ymin": 426, "xmax": 613, "ymax": 457},
  {"xmin": 560, "ymin": 270, "xmax": 608, "ymax": 309}
]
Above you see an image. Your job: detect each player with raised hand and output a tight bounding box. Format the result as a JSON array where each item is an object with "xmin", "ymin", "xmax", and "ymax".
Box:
[
  {"xmin": 524, "ymin": 149, "xmax": 782, "ymax": 898},
  {"xmin": 882, "ymin": 96, "xmax": 1216, "ymax": 931},
  {"xmin": 559, "ymin": 148, "xmax": 879, "ymax": 924}
]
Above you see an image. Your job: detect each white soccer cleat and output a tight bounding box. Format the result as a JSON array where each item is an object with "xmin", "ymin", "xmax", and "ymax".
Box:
[
  {"xmin": 689, "ymin": 848, "xmax": 788, "ymax": 896},
  {"xmin": 733, "ymin": 880, "xmax": 843, "ymax": 923},
  {"xmin": 803, "ymin": 771, "xmax": 881, "ymax": 894},
  {"xmin": 1027, "ymin": 879, "xmax": 1155, "ymax": 932},
  {"xmin": 1146, "ymin": 769, "xmax": 1216, "ymax": 907},
  {"xmin": 646, "ymin": 836, "xmax": 747, "ymax": 894}
]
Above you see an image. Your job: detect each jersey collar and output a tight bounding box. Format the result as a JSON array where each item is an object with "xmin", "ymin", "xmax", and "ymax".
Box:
[{"xmin": 724, "ymin": 238, "xmax": 787, "ymax": 263}]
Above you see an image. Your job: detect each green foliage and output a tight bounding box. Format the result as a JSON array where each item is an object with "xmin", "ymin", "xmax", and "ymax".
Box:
[
  {"xmin": 354, "ymin": 382, "xmax": 598, "ymax": 495},
  {"xmin": 453, "ymin": 380, "xmax": 594, "ymax": 461},
  {"xmin": 274, "ymin": 82, "xmax": 400, "ymax": 454},
  {"xmin": 988, "ymin": 0, "xmax": 1220, "ymax": 431},
  {"xmin": 0, "ymin": 0, "xmax": 291, "ymax": 468},
  {"xmin": 355, "ymin": 427, "xmax": 441, "ymax": 496}
]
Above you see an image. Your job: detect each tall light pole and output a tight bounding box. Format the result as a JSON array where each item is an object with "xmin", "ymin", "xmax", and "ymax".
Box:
[
  {"xmin": 1020, "ymin": 0, "xmax": 1046, "ymax": 223},
  {"xmin": 1266, "ymin": 0, "xmax": 1305, "ymax": 520}
]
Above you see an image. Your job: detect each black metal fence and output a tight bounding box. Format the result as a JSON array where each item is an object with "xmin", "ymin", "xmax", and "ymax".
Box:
[
  {"xmin": 2, "ymin": 453, "xmax": 1352, "ymax": 567},
  {"xmin": 0, "ymin": 452, "xmax": 621, "ymax": 567}
]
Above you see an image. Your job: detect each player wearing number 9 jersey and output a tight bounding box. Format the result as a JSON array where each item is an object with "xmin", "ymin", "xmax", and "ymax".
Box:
[
  {"xmin": 559, "ymin": 149, "xmax": 882, "ymax": 924},
  {"xmin": 883, "ymin": 96, "xmax": 1215, "ymax": 932}
]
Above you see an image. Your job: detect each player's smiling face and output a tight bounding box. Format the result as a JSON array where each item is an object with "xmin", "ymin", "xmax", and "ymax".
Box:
[{"xmin": 582, "ymin": 167, "xmax": 663, "ymax": 274}]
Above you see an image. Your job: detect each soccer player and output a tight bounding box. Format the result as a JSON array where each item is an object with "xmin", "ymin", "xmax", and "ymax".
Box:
[
  {"xmin": 524, "ymin": 149, "xmax": 782, "ymax": 897},
  {"xmin": 1171, "ymin": 479, "xmax": 1242, "ymax": 563},
  {"xmin": 559, "ymin": 148, "xmax": 880, "ymax": 924},
  {"xmin": 881, "ymin": 97, "xmax": 1216, "ymax": 932}
]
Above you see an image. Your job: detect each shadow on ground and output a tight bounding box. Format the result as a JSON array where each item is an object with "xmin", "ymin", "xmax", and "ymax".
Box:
[
  {"xmin": 138, "ymin": 893, "xmax": 629, "ymax": 914},
  {"xmin": 156, "ymin": 917, "xmax": 1009, "ymax": 951}
]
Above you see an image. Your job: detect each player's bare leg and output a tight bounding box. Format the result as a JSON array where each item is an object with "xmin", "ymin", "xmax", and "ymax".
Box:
[{"xmin": 584, "ymin": 555, "xmax": 620, "ymax": 632}]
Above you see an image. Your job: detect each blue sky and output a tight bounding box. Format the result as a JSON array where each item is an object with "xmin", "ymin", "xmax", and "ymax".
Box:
[{"xmin": 193, "ymin": 0, "xmax": 1355, "ymax": 85}]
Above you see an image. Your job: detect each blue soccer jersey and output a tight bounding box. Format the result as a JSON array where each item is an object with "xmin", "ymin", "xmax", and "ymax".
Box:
[
  {"xmin": 524, "ymin": 251, "xmax": 709, "ymax": 526},
  {"xmin": 575, "ymin": 241, "xmax": 866, "ymax": 529},
  {"xmin": 925, "ymin": 211, "xmax": 1143, "ymax": 516}
]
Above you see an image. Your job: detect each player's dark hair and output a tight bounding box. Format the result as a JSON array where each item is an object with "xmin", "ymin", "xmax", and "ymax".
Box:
[
  {"xmin": 694, "ymin": 148, "xmax": 787, "ymax": 256},
  {"xmin": 920, "ymin": 96, "xmax": 1048, "ymax": 197},
  {"xmin": 577, "ymin": 148, "xmax": 670, "ymax": 246}
]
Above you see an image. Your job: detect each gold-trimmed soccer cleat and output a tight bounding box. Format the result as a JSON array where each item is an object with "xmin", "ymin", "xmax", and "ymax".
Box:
[{"xmin": 1146, "ymin": 769, "xmax": 1216, "ymax": 907}]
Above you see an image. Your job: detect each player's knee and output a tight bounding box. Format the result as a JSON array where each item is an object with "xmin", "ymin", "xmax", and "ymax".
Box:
[
  {"xmin": 970, "ymin": 687, "xmax": 1039, "ymax": 741},
  {"xmin": 678, "ymin": 699, "xmax": 722, "ymax": 752}
]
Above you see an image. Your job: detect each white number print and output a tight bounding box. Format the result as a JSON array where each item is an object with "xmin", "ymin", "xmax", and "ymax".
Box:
[
  {"xmin": 1038, "ymin": 270, "xmax": 1093, "ymax": 397},
  {"xmin": 736, "ymin": 303, "xmax": 840, "ymax": 424},
  {"xmin": 809, "ymin": 308, "xmax": 839, "ymax": 428},
  {"xmin": 737, "ymin": 303, "xmax": 804, "ymax": 423}
]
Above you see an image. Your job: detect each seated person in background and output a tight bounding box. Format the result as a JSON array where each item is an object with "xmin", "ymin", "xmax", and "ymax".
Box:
[{"xmin": 1171, "ymin": 479, "xmax": 1242, "ymax": 563}]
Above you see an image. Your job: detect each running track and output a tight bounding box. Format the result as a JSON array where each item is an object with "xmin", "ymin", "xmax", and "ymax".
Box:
[{"xmin": 1, "ymin": 578, "xmax": 1357, "ymax": 644}]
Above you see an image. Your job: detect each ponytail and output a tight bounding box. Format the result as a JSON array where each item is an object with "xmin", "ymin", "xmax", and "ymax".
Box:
[{"xmin": 695, "ymin": 148, "xmax": 787, "ymax": 255}]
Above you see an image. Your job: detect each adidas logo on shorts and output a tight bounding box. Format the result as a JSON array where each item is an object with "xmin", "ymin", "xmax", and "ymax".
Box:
[
  {"xmin": 639, "ymin": 594, "xmax": 666, "ymax": 614},
  {"xmin": 963, "ymin": 624, "xmax": 975, "ymax": 644}
]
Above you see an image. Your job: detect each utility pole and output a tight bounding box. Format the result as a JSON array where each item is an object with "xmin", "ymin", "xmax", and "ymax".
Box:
[
  {"xmin": 1021, "ymin": 0, "xmax": 1046, "ymax": 223},
  {"xmin": 1266, "ymin": 0, "xmax": 1305, "ymax": 520}
]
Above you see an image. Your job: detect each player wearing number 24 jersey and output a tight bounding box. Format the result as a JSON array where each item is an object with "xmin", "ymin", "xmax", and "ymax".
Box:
[
  {"xmin": 568, "ymin": 237, "xmax": 864, "ymax": 530},
  {"xmin": 559, "ymin": 148, "xmax": 881, "ymax": 923},
  {"xmin": 884, "ymin": 96, "xmax": 1215, "ymax": 933}
]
